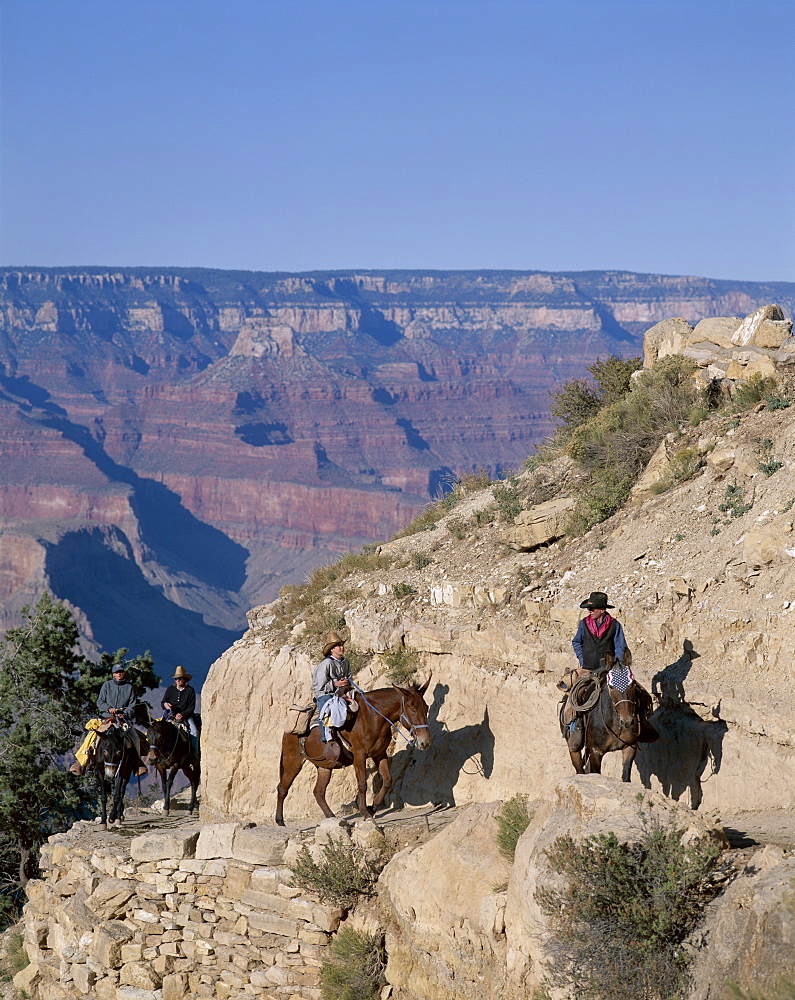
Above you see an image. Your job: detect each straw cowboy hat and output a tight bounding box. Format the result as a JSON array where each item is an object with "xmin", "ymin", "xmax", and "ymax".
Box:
[
  {"xmin": 173, "ymin": 665, "xmax": 192, "ymax": 681},
  {"xmin": 579, "ymin": 591, "xmax": 615, "ymax": 610},
  {"xmin": 322, "ymin": 631, "xmax": 346, "ymax": 658}
]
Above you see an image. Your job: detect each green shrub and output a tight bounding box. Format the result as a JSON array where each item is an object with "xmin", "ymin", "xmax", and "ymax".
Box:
[
  {"xmin": 756, "ymin": 437, "xmax": 784, "ymax": 477},
  {"xmin": 718, "ymin": 482, "xmax": 753, "ymax": 518},
  {"xmin": 496, "ymin": 794, "xmax": 533, "ymax": 862},
  {"xmin": 550, "ymin": 378, "xmax": 603, "ymax": 433},
  {"xmin": 320, "ymin": 928, "xmax": 385, "ymax": 1000},
  {"xmin": 765, "ymin": 391, "xmax": 792, "ymax": 411},
  {"xmin": 288, "ymin": 839, "xmax": 376, "ymax": 910},
  {"xmin": 536, "ymin": 818, "xmax": 722, "ymax": 1000},
  {"xmin": 411, "ymin": 552, "xmax": 432, "ymax": 570},
  {"xmin": 492, "ymin": 478, "xmax": 524, "ymax": 522},
  {"xmin": 688, "ymin": 405, "xmax": 709, "ymax": 426},
  {"xmin": 381, "ymin": 645, "xmax": 419, "ymax": 686},
  {"xmin": 651, "ymin": 447, "xmax": 704, "ymax": 494},
  {"xmin": 589, "ymin": 354, "xmax": 643, "ymax": 404},
  {"xmin": 391, "ymin": 582, "xmax": 415, "ymax": 598},
  {"xmin": 734, "ymin": 373, "xmax": 777, "ymax": 409}
]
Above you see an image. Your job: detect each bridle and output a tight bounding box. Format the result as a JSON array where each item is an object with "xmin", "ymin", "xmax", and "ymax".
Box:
[
  {"xmin": 352, "ymin": 683, "xmax": 430, "ymax": 748},
  {"xmin": 148, "ymin": 720, "xmax": 183, "ymax": 768},
  {"xmin": 597, "ymin": 684, "xmax": 640, "ymax": 747}
]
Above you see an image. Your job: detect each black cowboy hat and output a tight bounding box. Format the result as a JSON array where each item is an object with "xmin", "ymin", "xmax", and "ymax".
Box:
[{"xmin": 579, "ymin": 591, "xmax": 614, "ymax": 609}]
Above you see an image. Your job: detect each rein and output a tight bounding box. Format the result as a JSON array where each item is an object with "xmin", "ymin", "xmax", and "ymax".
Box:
[
  {"xmin": 351, "ymin": 682, "xmax": 429, "ymax": 747},
  {"xmin": 150, "ymin": 721, "xmax": 183, "ymax": 768},
  {"xmin": 597, "ymin": 687, "xmax": 640, "ymax": 747}
]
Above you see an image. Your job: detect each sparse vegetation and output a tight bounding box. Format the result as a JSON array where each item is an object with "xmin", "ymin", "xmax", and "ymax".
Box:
[
  {"xmin": 492, "ymin": 478, "xmax": 524, "ymax": 522},
  {"xmin": 756, "ymin": 438, "xmax": 784, "ymax": 478},
  {"xmin": 733, "ymin": 373, "xmax": 777, "ymax": 409},
  {"xmin": 764, "ymin": 390, "xmax": 792, "ymax": 411},
  {"xmin": 535, "ymin": 816, "xmax": 723, "ymax": 1000},
  {"xmin": 411, "ymin": 552, "xmax": 432, "ymax": 570},
  {"xmin": 275, "ymin": 550, "xmax": 392, "ymax": 637},
  {"xmin": 446, "ymin": 517, "xmax": 467, "ymax": 539},
  {"xmin": 564, "ymin": 356, "xmax": 698, "ymax": 532},
  {"xmin": 496, "ymin": 793, "xmax": 533, "ymax": 862},
  {"xmin": 391, "ymin": 582, "xmax": 415, "ymax": 598},
  {"xmin": 718, "ymin": 482, "xmax": 753, "ymax": 519},
  {"xmin": 728, "ymin": 983, "xmax": 795, "ymax": 1000},
  {"xmin": 320, "ymin": 928, "xmax": 385, "ymax": 1000},
  {"xmin": 651, "ymin": 446, "xmax": 705, "ymax": 495},
  {"xmin": 381, "ymin": 645, "xmax": 420, "ymax": 686},
  {"xmin": 0, "ymin": 931, "xmax": 28, "ymax": 980},
  {"xmin": 288, "ymin": 839, "xmax": 376, "ymax": 910}
]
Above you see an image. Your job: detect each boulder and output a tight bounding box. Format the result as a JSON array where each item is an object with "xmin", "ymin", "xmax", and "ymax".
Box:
[
  {"xmin": 742, "ymin": 514, "xmax": 795, "ymax": 569},
  {"xmin": 86, "ymin": 878, "xmax": 138, "ymax": 920},
  {"xmin": 12, "ymin": 961, "xmax": 42, "ymax": 994},
  {"xmin": 502, "ymin": 497, "xmax": 576, "ymax": 550},
  {"xmin": 706, "ymin": 447, "xmax": 736, "ymax": 474},
  {"xmin": 629, "ymin": 439, "xmax": 671, "ymax": 505},
  {"xmin": 732, "ymin": 304, "xmax": 792, "ymax": 348},
  {"xmin": 643, "ymin": 317, "xmax": 694, "ymax": 367},
  {"xmin": 690, "ymin": 316, "xmax": 743, "ymax": 349}
]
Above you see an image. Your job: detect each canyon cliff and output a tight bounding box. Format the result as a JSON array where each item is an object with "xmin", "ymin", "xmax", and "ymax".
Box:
[{"xmin": 2, "ymin": 267, "xmax": 794, "ymax": 680}]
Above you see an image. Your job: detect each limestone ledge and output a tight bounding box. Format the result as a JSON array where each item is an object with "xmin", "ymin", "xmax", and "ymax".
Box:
[{"xmin": 15, "ymin": 819, "xmax": 350, "ymax": 1000}]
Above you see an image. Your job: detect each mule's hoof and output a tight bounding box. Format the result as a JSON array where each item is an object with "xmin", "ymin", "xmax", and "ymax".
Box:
[{"xmin": 98, "ymin": 822, "xmax": 107, "ymax": 830}]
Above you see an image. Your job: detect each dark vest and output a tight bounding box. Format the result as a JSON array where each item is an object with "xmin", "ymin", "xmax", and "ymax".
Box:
[{"xmin": 581, "ymin": 618, "xmax": 617, "ymax": 671}]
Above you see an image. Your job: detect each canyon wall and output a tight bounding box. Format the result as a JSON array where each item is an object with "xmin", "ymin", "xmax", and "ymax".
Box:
[{"xmin": 2, "ymin": 268, "xmax": 794, "ymax": 680}]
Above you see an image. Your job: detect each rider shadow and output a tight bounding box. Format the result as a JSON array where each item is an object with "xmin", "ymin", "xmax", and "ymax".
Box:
[
  {"xmin": 378, "ymin": 684, "xmax": 496, "ymax": 811},
  {"xmin": 634, "ymin": 641, "xmax": 728, "ymax": 810}
]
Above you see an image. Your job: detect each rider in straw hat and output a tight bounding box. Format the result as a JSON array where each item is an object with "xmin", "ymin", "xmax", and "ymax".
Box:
[
  {"xmin": 162, "ymin": 665, "xmax": 199, "ymax": 750},
  {"xmin": 311, "ymin": 631, "xmax": 352, "ymax": 761}
]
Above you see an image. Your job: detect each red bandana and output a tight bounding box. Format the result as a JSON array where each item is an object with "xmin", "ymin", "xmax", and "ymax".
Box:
[{"xmin": 585, "ymin": 612, "xmax": 613, "ymax": 638}]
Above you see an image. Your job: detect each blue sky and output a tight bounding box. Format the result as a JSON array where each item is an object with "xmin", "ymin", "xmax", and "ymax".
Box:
[{"xmin": 1, "ymin": 0, "xmax": 793, "ymax": 281}]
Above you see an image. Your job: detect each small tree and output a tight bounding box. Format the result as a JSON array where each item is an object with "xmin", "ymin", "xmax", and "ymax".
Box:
[{"xmin": 0, "ymin": 594, "xmax": 159, "ymax": 902}]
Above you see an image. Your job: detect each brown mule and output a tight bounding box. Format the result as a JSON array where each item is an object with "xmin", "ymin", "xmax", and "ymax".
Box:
[{"xmin": 275, "ymin": 677, "xmax": 432, "ymax": 825}]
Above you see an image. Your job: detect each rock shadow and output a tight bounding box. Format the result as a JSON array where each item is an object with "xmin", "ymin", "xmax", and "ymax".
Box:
[
  {"xmin": 377, "ymin": 684, "xmax": 496, "ymax": 811},
  {"xmin": 634, "ymin": 641, "xmax": 727, "ymax": 810}
]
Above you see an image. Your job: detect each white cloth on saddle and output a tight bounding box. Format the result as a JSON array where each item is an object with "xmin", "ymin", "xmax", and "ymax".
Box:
[
  {"xmin": 320, "ymin": 694, "xmax": 349, "ymax": 728},
  {"xmin": 607, "ymin": 663, "xmax": 634, "ymax": 693}
]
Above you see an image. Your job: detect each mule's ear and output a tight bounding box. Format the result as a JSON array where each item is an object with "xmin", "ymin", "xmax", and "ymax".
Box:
[{"xmin": 418, "ymin": 672, "xmax": 432, "ymax": 695}]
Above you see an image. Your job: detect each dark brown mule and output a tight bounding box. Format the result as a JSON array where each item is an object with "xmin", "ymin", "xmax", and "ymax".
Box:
[
  {"xmin": 146, "ymin": 719, "xmax": 200, "ymax": 815},
  {"xmin": 275, "ymin": 677, "xmax": 432, "ymax": 826},
  {"xmin": 565, "ymin": 657, "xmax": 658, "ymax": 782}
]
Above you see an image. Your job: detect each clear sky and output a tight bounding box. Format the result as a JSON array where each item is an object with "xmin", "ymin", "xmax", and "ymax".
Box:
[{"xmin": 1, "ymin": 0, "xmax": 793, "ymax": 281}]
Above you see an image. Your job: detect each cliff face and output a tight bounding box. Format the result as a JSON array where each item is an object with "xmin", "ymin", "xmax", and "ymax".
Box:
[
  {"xmin": 200, "ymin": 303, "xmax": 795, "ymax": 825},
  {"xmin": 2, "ymin": 267, "xmax": 794, "ymax": 678}
]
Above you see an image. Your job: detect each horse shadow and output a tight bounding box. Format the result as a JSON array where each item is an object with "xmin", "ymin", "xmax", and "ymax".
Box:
[
  {"xmin": 634, "ymin": 641, "xmax": 728, "ymax": 810},
  {"xmin": 374, "ymin": 683, "xmax": 496, "ymax": 812}
]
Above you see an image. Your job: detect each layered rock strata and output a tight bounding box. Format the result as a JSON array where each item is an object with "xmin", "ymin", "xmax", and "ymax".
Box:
[{"xmin": 2, "ymin": 269, "xmax": 795, "ymax": 678}]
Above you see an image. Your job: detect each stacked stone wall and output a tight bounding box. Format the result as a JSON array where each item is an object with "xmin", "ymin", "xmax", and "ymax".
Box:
[{"xmin": 16, "ymin": 820, "xmax": 346, "ymax": 1000}]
